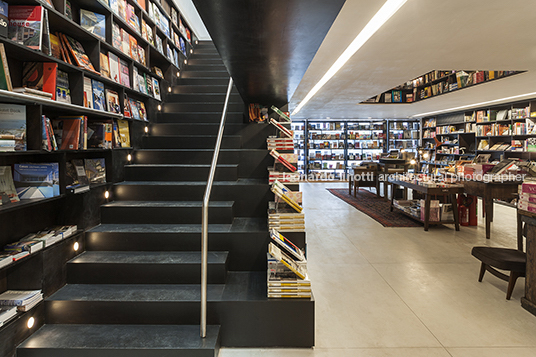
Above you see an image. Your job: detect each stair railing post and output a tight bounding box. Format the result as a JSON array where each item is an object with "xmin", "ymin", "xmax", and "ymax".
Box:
[{"xmin": 201, "ymin": 77, "xmax": 234, "ymax": 338}]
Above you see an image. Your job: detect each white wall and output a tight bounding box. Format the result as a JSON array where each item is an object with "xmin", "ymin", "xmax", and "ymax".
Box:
[{"xmin": 172, "ymin": 0, "xmax": 211, "ymax": 40}]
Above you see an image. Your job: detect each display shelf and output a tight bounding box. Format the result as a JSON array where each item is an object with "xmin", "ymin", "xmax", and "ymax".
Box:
[{"xmin": 0, "ymin": 195, "xmax": 66, "ymax": 214}]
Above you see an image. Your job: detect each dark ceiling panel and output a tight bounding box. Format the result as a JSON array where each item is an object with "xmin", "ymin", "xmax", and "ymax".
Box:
[{"xmin": 192, "ymin": 0, "xmax": 346, "ymax": 106}]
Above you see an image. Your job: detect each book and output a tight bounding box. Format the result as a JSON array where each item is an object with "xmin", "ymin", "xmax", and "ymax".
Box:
[
  {"xmin": 270, "ymin": 229, "xmax": 305, "ymax": 262},
  {"xmin": 8, "ymin": 6, "xmax": 44, "ymax": 50},
  {"xmin": 146, "ymin": 23, "xmax": 154, "ymax": 45},
  {"xmin": 72, "ymin": 159, "xmax": 90, "ymax": 188},
  {"xmin": 129, "ymin": 34, "xmax": 138, "ymax": 61},
  {"xmin": 56, "ymin": 69, "xmax": 71, "ymax": 103},
  {"xmin": 0, "ymin": 104, "xmax": 26, "ymax": 151},
  {"xmin": 118, "ymin": 0, "xmax": 127, "ymax": 20},
  {"xmin": 137, "ymin": 45, "xmax": 146, "ymax": 66},
  {"xmin": 129, "ymin": 98, "xmax": 140, "ymax": 120},
  {"xmin": 5, "ymin": 239, "xmax": 43, "ymax": 254},
  {"xmin": 83, "ymin": 77, "xmax": 93, "ymax": 108},
  {"xmin": 13, "ymin": 163, "xmax": 60, "ymax": 198},
  {"xmin": 117, "ymin": 119, "xmax": 130, "ymax": 147},
  {"xmin": 100, "ymin": 53, "xmax": 110, "ymax": 79},
  {"xmin": 152, "ymin": 66, "xmax": 163, "ymax": 78},
  {"xmin": 57, "ymin": 32, "xmax": 71, "ymax": 64},
  {"xmin": 84, "ymin": 158, "xmax": 106, "ymax": 184},
  {"xmin": 0, "ymin": 306, "xmax": 17, "ymax": 327},
  {"xmin": 0, "ymin": 43, "xmax": 12, "ymax": 91},
  {"xmin": 112, "ymin": 22, "xmax": 122, "ymax": 50},
  {"xmin": 145, "ymin": 76, "xmax": 152, "ymax": 97},
  {"xmin": 0, "ymin": 166, "xmax": 19, "ymax": 202},
  {"xmin": 87, "ymin": 121, "xmax": 112, "ymax": 149},
  {"xmin": 41, "ymin": 115, "xmax": 51, "ymax": 151},
  {"xmin": 126, "ymin": 4, "xmax": 140, "ymax": 33},
  {"xmin": 108, "ymin": 52, "xmax": 120, "ymax": 84},
  {"xmin": 49, "ymin": 33, "xmax": 62, "ymax": 59},
  {"xmin": 21, "ymin": 62, "xmax": 57, "ymax": 100},
  {"xmin": 56, "ymin": 118, "xmax": 81, "ymax": 150},
  {"xmin": 123, "ymin": 93, "xmax": 131, "ymax": 118},
  {"xmin": 119, "ymin": 58, "xmax": 130, "ymax": 88},
  {"xmin": 0, "ymin": 1, "xmax": 7, "ymax": 38},
  {"xmin": 0, "ymin": 290, "xmax": 41, "ymax": 306},
  {"xmin": 152, "ymin": 77, "xmax": 161, "ymax": 100},
  {"xmin": 91, "ymin": 79, "xmax": 105, "ymax": 111},
  {"xmin": 62, "ymin": 34, "xmax": 97, "ymax": 73},
  {"xmin": 120, "ymin": 28, "xmax": 129, "ymax": 54},
  {"xmin": 42, "ymin": 115, "xmax": 57, "ymax": 151},
  {"xmin": 156, "ymin": 35, "xmax": 163, "ymax": 53},
  {"xmin": 110, "ymin": 0, "xmax": 118, "ymax": 14},
  {"xmin": 80, "ymin": 9, "xmax": 106, "ymax": 41},
  {"xmin": 139, "ymin": 102, "xmax": 147, "ymax": 121},
  {"xmin": 65, "ymin": 1, "xmax": 72, "ymax": 20},
  {"xmin": 268, "ymin": 243, "xmax": 307, "ymax": 279},
  {"xmin": 105, "ymin": 89, "xmax": 121, "ymax": 114}
]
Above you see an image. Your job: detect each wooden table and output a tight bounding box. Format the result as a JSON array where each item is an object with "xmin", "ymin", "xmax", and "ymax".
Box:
[
  {"xmin": 517, "ymin": 209, "xmax": 536, "ymax": 317},
  {"xmin": 463, "ymin": 180, "xmax": 521, "ymax": 239},
  {"xmin": 388, "ymin": 179, "xmax": 464, "ymax": 231},
  {"xmin": 348, "ymin": 168, "xmax": 379, "ymax": 197}
]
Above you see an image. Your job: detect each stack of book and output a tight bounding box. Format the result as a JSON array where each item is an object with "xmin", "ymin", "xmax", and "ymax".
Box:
[
  {"xmin": 267, "ymin": 137, "xmax": 294, "ymax": 151},
  {"xmin": 0, "ymin": 225, "xmax": 77, "ymax": 269},
  {"xmin": 519, "ymin": 180, "xmax": 536, "ymax": 213},
  {"xmin": 0, "ymin": 290, "xmax": 43, "ymax": 312},
  {"xmin": 0, "ymin": 306, "xmax": 17, "ymax": 327},
  {"xmin": 267, "ymin": 230, "xmax": 310, "ymax": 298}
]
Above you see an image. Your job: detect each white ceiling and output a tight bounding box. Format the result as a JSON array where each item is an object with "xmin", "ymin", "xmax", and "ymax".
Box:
[{"xmin": 289, "ymin": 0, "xmax": 536, "ymax": 120}]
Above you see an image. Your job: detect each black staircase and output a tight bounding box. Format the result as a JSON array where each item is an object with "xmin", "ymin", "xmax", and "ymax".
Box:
[{"xmin": 16, "ymin": 41, "xmax": 314, "ymax": 357}]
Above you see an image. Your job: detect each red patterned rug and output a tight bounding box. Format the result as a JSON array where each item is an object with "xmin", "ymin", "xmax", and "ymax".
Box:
[{"xmin": 327, "ymin": 188, "xmax": 421, "ymax": 227}]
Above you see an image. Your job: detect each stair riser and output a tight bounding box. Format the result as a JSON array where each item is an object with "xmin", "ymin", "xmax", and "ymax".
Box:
[
  {"xmin": 186, "ymin": 59, "xmax": 223, "ymax": 66},
  {"xmin": 86, "ymin": 232, "xmax": 271, "ymax": 271},
  {"xmin": 67, "ymin": 263, "xmax": 227, "ymax": 284},
  {"xmin": 44, "ymin": 300, "xmax": 315, "ymax": 347},
  {"xmin": 165, "ymin": 93, "xmax": 241, "ymax": 103},
  {"xmin": 113, "ymin": 184, "xmax": 270, "ymax": 217},
  {"xmin": 163, "ymin": 102, "xmax": 244, "ymax": 113},
  {"xmin": 17, "ymin": 348, "xmax": 217, "ymax": 357},
  {"xmin": 186, "ymin": 65, "xmax": 227, "ymax": 72},
  {"xmin": 124, "ymin": 166, "xmax": 238, "ymax": 181},
  {"xmin": 181, "ymin": 71, "xmax": 229, "ymax": 78},
  {"xmin": 171, "ymin": 85, "xmax": 238, "ymax": 94},
  {"xmin": 156, "ymin": 112, "xmax": 244, "ymax": 124},
  {"xmin": 193, "ymin": 48, "xmax": 219, "ymax": 55},
  {"xmin": 100, "ymin": 206, "xmax": 234, "ymax": 224},
  {"xmin": 142, "ymin": 136, "xmax": 241, "ymax": 149},
  {"xmin": 151, "ymin": 124, "xmax": 247, "ymax": 136},
  {"xmin": 189, "ymin": 53, "xmax": 220, "ymax": 59},
  {"xmin": 179, "ymin": 78, "xmax": 231, "ymax": 86}
]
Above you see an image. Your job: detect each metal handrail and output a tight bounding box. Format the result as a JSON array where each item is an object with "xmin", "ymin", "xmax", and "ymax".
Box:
[{"xmin": 201, "ymin": 77, "xmax": 234, "ymax": 338}]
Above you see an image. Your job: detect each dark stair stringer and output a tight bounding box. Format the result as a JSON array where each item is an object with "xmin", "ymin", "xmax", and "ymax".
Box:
[{"xmin": 17, "ymin": 41, "xmax": 314, "ymax": 357}]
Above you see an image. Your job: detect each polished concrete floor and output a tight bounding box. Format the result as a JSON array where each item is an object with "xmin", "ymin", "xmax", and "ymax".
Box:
[{"xmin": 221, "ymin": 182, "xmax": 536, "ymax": 357}]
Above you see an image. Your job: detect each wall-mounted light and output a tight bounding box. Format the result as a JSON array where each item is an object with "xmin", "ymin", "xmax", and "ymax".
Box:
[
  {"xmin": 410, "ymin": 159, "xmax": 416, "ymax": 165},
  {"xmin": 184, "ymin": 59, "xmax": 187, "ymax": 64},
  {"xmin": 127, "ymin": 154, "xmax": 132, "ymax": 161},
  {"xmin": 73, "ymin": 242, "xmax": 79, "ymax": 251},
  {"xmin": 157, "ymin": 104, "xmax": 162, "ymax": 111},
  {"xmin": 27, "ymin": 317, "xmax": 35, "ymax": 329},
  {"xmin": 190, "ymin": 49, "xmax": 193, "ymax": 54},
  {"xmin": 177, "ymin": 72, "xmax": 180, "ymax": 77},
  {"xmin": 104, "ymin": 190, "xmax": 110, "ymax": 199},
  {"xmin": 195, "ymin": 40, "xmax": 198, "ymax": 45},
  {"xmin": 168, "ymin": 87, "xmax": 172, "ymax": 93},
  {"xmin": 144, "ymin": 126, "xmax": 149, "ymax": 133}
]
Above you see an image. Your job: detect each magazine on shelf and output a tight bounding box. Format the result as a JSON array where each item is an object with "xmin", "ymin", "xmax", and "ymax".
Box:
[
  {"xmin": 21, "ymin": 62, "xmax": 58, "ymax": 100},
  {"xmin": 105, "ymin": 89, "xmax": 121, "ymax": 114},
  {"xmin": 65, "ymin": 161, "xmax": 89, "ymax": 193},
  {"xmin": 13, "ymin": 163, "xmax": 60, "ymax": 199},
  {"xmin": 108, "ymin": 52, "xmax": 120, "ymax": 84},
  {"xmin": 268, "ymin": 243, "xmax": 307, "ymax": 279},
  {"xmin": 0, "ymin": 104, "xmax": 26, "ymax": 151},
  {"xmin": 84, "ymin": 158, "xmax": 106, "ymax": 184},
  {"xmin": 80, "ymin": 9, "xmax": 106, "ymax": 41},
  {"xmin": 62, "ymin": 34, "xmax": 98, "ymax": 73},
  {"xmin": 270, "ymin": 228, "xmax": 305, "ymax": 262},
  {"xmin": 0, "ymin": 290, "xmax": 41, "ymax": 306},
  {"xmin": 8, "ymin": 6, "xmax": 45, "ymax": 51},
  {"xmin": 56, "ymin": 69, "xmax": 71, "ymax": 103},
  {"xmin": 83, "ymin": 77, "xmax": 93, "ymax": 108},
  {"xmin": 91, "ymin": 79, "xmax": 106, "ymax": 111},
  {"xmin": 117, "ymin": 119, "xmax": 131, "ymax": 147},
  {"xmin": 0, "ymin": 306, "xmax": 17, "ymax": 327},
  {"xmin": 0, "ymin": 166, "xmax": 20, "ymax": 203}
]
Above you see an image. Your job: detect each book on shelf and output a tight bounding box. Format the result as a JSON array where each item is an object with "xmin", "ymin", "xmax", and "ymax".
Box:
[
  {"xmin": 0, "ymin": 290, "xmax": 41, "ymax": 307},
  {"xmin": 120, "ymin": 28, "xmax": 129, "ymax": 55},
  {"xmin": 156, "ymin": 35, "xmax": 163, "ymax": 53},
  {"xmin": 146, "ymin": 23, "xmax": 154, "ymax": 46},
  {"xmin": 126, "ymin": 4, "xmax": 140, "ymax": 33},
  {"xmin": 118, "ymin": 0, "xmax": 127, "ymax": 20},
  {"xmin": 139, "ymin": 101, "xmax": 147, "ymax": 121},
  {"xmin": 112, "ymin": 22, "xmax": 122, "ymax": 51},
  {"xmin": 129, "ymin": 34, "xmax": 138, "ymax": 61},
  {"xmin": 56, "ymin": 69, "xmax": 71, "ymax": 104},
  {"xmin": 0, "ymin": 43, "xmax": 12, "ymax": 91},
  {"xmin": 87, "ymin": 120, "xmax": 113, "ymax": 149},
  {"xmin": 152, "ymin": 77, "xmax": 161, "ymax": 100},
  {"xmin": 108, "ymin": 52, "xmax": 120, "ymax": 84},
  {"xmin": 83, "ymin": 77, "xmax": 93, "ymax": 108},
  {"xmin": 100, "ymin": 53, "xmax": 111, "ymax": 79},
  {"xmin": 129, "ymin": 98, "xmax": 140, "ymax": 120},
  {"xmin": 0, "ymin": 103, "xmax": 26, "ymax": 151},
  {"xmin": 110, "ymin": 0, "xmax": 119, "ymax": 14},
  {"xmin": 137, "ymin": 0, "xmax": 146, "ymax": 11},
  {"xmin": 270, "ymin": 228, "xmax": 305, "ymax": 262},
  {"xmin": 268, "ymin": 243, "xmax": 307, "ymax": 280},
  {"xmin": 152, "ymin": 66, "xmax": 164, "ymax": 78},
  {"xmin": 0, "ymin": 1, "xmax": 7, "ymax": 39},
  {"xmin": 117, "ymin": 119, "xmax": 131, "ymax": 147},
  {"xmin": 41, "ymin": 115, "xmax": 52, "ymax": 151},
  {"xmin": 132, "ymin": 67, "xmax": 139, "ymax": 92},
  {"xmin": 92, "ymin": 79, "xmax": 106, "ymax": 111},
  {"xmin": 119, "ymin": 58, "xmax": 130, "ymax": 88},
  {"xmin": 84, "ymin": 158, "xmax": 106, "ymax": 184},
  {"xmin": 56, "ymin": 32, "xmax": 71, "ymax": 64},
  {"xmin": 72, "ymin": 158, "xmax": 90, "ymax": 190},
  {"xmin": 62, "ymin": 34, "xmax": 98, "ymax": 74},
  {"xmin": 21, "ymin": 62, "xmax": 57, "ymax": 100},
  {"xmin": 80, "ymin": 9, "xmax": 106, "ymax": 41},
  {"xmin": 0, "ymin": 166, "xmax": 19, "ymax": 203},
  {"xmin": 5, "ymin": 239, "xmax": 43, "ymax": 254},
  {"xmin": 65, "ymin": 1, "xmax": 72, "ymax": 20},
  {"xmin": 112, "ymin": 120, "xmax": 121, "ymax": 148},
  {"xmin": 8, "ymin": 6, "xmax": 46, "ymax": 51},
  {"xmin": 105, "ymin": 89, "xmax": 121, "ymax": 114},
  {"xmin": 13, "ymin": 163, "xmax": 60, "ymax": 199},
  {"xmin": 0, "ymin": 306, "xmax": 17, "ymax": 327},
  {"xmin": 138, "ymin": 45, "xmax": 146, "ymax": 66},
  {"xmin": 123, "ymin": 94, "xmax": 131, "ymax": 118}
]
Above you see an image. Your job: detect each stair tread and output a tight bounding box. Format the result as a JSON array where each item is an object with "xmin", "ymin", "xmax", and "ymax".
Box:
[
  {"xmin": 147, "ymin": 134, "xmax": 241, "ymax": 138},
  {"xmin": 116, "ymin": 179, "xmax": 266, "ymax": 186},
  {"xmin": 88, "ymin": 217, "xmax": 267, "ymax": 233},
  {"xmin": 70, "ymin": 251, "xmax": 228, "ymax": 264},
  {"xmin": 127, "ymin": 164, "xmax": 238, "ymax": 168},
  {"xmin": 102, "ymin": 201, "xmax": 234, "ymax": 208},
  {"xmin": 18, "ymin": 324, "xmax": 220, "ymax": 349},
  {"xmin": 48, "ymin": 272, "xmax": 289, "ymax": 302}
]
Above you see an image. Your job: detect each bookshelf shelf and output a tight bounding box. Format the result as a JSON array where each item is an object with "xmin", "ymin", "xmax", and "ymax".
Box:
[{"xmin": 0, "ymin": 195, "xmax": 66, "ymax": 214}]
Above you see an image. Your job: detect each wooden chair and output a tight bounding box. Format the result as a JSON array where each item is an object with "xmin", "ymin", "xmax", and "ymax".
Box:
[
  {"xmin": 471, "ymin": 222, "xmax": 526, "ymax": 300},
  {"xmin": 349, "ymin": 166, "xmax": 379, "ymax": 197}
]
